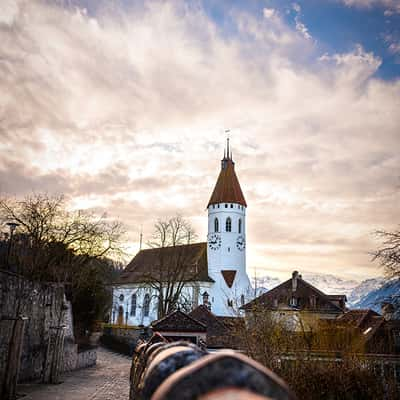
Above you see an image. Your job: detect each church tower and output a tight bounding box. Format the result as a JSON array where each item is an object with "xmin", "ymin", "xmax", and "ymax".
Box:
[{"xmin": 206, "ymin": 139, "xmax": 251, "ymax": 316}]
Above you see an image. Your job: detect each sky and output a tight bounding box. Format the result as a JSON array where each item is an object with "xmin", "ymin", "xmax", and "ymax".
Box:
[{"xmin": 0, "ymin": 0, "xmax": 399, "ymax": 281}]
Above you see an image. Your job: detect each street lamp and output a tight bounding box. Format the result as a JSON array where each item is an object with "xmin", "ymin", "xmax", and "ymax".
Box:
[{"xmin": 6, "ymin": 222, "xmax": 19, "ymax": 270}]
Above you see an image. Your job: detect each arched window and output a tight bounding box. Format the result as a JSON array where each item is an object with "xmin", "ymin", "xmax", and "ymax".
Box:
[
  {"xmin": 130, "ymin": 294, "xmax": 137, "ymax": 316},
  {"xmin": 238, "ymin": 218, "xmax": 242, "ymax": 234},
  {"xmin": 214, "ymin": 218, "xmax": 219, "ymax": 232},
  {"xmin": 226, "ymin": 217, "xmax": 231, "ymax": 232},
  {"xmin": 143, "ymin": 294, "xmax": 150, "ymax": 317}
]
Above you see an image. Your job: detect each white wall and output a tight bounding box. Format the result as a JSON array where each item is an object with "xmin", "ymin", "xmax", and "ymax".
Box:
[
  {"xmin": 111, "ymin": 282, "xmax": 213, "ymax": 326},
  {"xmin": 207, "ymin": 202, "xmax": 251, "ymax": 316}
]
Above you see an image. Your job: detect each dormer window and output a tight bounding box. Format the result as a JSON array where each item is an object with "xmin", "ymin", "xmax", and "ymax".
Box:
[
  {"xmin": 226, "ymin": 217, "xmax": 232, "ymax": 232},
  {"xmin": 290, "ymin": 297, "xmax": 298, "ymax": 307}
]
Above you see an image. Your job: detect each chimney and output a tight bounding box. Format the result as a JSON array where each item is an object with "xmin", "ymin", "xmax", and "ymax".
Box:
[{"xmin": 292, "ymin": 271, "xmax": 299, "ymax": 292}]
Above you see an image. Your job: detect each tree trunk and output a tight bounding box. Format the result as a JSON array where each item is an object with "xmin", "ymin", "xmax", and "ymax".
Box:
[
  {"xmin": 1, "ymin": 316, "xmax": 27, "ymax": 400},
  {"xmin": 42, "ymin": 326, "xmax": 65, "ymax": 384}
]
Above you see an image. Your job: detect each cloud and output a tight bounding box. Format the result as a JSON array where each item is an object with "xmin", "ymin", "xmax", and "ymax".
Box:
[
  {"xmin": 0, "ymin": 0, "xmax": 399, "ymax": 280},
  {"xmin": 263, "ymin": 8, "xmax": 276, "ymax": 19},
  {"xmin": 290, "ymin": 2, "xmax": 312, "ymax": 41},
  {"xmin": 340, "ymin": 0, "xmax": 400, "ymax": 14}
]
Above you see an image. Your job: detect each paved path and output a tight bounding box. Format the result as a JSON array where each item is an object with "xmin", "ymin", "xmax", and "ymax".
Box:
[{"xmin": 18, "ymin": 347, "xmax": 131, "ymax": 400}]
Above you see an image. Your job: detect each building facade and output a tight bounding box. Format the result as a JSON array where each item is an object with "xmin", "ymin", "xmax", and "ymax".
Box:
[
  {"xmin": 111, "ymin": 141, "xmax": 252, "ymax": 326},
  {"xmin": 241, "ymin": 271, "xmax": 347, "ymax": 331}
]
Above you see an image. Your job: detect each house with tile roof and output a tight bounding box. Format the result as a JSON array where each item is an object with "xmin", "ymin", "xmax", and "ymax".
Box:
[
  {"xmin": 241, "ymin": 271, "xmax": 347, "ymax": 331},
  {"xmin": 111, "ymin": 140, "xmax": 252, "ymax": 326}
]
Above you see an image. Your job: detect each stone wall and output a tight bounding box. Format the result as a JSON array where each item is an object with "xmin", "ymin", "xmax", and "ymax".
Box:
[
  {"xmin": 101, "ymin": 325, "xmax": 147, "ymax": 356},
  {"xmin": 0, "ymin": 270, "xmax": 66, "ymax": 383},
  {"xmin": 0, "ymin": 270, "xmax": 96, "ymax": 386}
]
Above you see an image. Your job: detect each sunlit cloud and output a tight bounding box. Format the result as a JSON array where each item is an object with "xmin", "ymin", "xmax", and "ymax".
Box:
[{"xmin": 0, "ymin": 0, "xmax": 399, "ymax": 280}]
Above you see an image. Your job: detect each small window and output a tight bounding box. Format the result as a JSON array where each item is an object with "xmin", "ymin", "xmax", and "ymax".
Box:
[
  {"xmin": 230, "ymin": 204, "xmax": 233, "ymax": 208},
  {"xmin": 238, "ymin": 219, "xmax": 242, "ymax": 234},
  {"xmin": 241, "ymin": 294, "xmax": 245, "ymax": 306},
  {"xmin": 212, "ymin": 205, "xmax": 215, "ymax": 209},
  {"xmin": 290, "ymin": 297, "xmax": 298, "ymax": 307},
  {"xmin": 217, "ymin": 204, "xmax": 220, "ymax": 208},
  {"xmin": 226, "ymin": 217, "xmax": 232, "ymax": 232},
  {"xmin": 227, "ymin": 299, "xmax": 233, "ymax": 307},
  {"xmin": 227, "ymin": 247, "xmax": 230, "ymax": 252},
  {"xmin": 143, "ymin": 294, "xmax": 150, "ymax": 317},
  {"xmin": 225, "ymin": 203, "xmax": 228, "ymax": 208},
  {"xmin": 119, "ymin": 294, "xmax": 124, "ymax": 302},
  {"xmin": 214, "ymin": 218, "xmax": 219, "ymax": 232},
  {"xmin": 273, "ymin": 298, "xmax": 278, "ymax": 307},
  {"xmin": 130, "ymin": 294, "xmax": 137, "ymax": 316}
]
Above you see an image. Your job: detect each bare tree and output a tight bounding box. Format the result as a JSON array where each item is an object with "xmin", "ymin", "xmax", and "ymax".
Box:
[
  {"xmin": 0, "ymin": 193, "xmax": 125, "ymax": 282},
  {"xmin": 144, "ymin": 215, "xmax": 198, "ymax": 318},
  {"xmin": 372, "ymin": 227, "xmax": 400, "ymax": 279},
  {"xmin": 0, "ymin": 193, "xmax": 125, "ymax": 334}
]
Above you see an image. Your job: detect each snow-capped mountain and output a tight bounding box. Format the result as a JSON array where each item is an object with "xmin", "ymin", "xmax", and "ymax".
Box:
[
  {"xmin": 251, "ymin": 276, "xmax": 281, "ymax": 296},
  {"xmin": 350, "ymin": 279, "xmax": 400, "ymax": 313},
  {"xmin": 301, "ymin": 273, "xmax": 359, "ymax": 297},
  {"xmin": 252, "ymin": 272, "xmax": 360, "ymax": 298},
  {"xmin": 347, "ymin": 277, "xmax": 386, "ymax": 307}
]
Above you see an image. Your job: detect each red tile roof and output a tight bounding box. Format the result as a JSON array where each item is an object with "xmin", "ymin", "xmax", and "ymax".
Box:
[
  {"xmin": 189, "ymin": 306, "xmax": 244, "ymax": 348},
  {"xmin": 151, "ymin": 310, "xmax": 207, "ymax": 332},
  {"xmin": 241, "ymin": 276, "xmax": 345, "ymax": 313},
  {"xmin": 207, "ymin": 158, "xmax": 247, "ymax": 207}
]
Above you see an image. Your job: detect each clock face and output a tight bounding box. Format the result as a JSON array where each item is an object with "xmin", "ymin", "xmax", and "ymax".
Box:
[
  {"xmin": 208, "ymin": 233, "xmax": 221, "ymax": 250},
  {"xmin": 236, "ymin": 235, "xmax": 245, "ymax": 251}
]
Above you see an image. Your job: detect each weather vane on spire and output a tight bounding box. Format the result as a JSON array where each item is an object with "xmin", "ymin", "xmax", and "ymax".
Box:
[{"xmin": 225, "ymin": 129, "xmax": 230, "ymax": 159}]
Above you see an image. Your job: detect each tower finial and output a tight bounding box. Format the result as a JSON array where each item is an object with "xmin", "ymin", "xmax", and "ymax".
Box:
[{"xmin": 225, "ymin": 129, "xmax": 230, "ymax": 159}]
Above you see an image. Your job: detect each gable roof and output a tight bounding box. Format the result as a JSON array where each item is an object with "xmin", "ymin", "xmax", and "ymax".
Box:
[
  {"xmin": 337, "ymin": 309, "xmax": 381, "ymax": 329},
  {"xmin": 241, "ymin": 275, "xmax": 345, "ymax": 313},
  {"xmin": 116, "ymin": 242, "xmax": 214, "ymax": 284},
  {"xmin": 189, "ymin": 305, "xmax": 227, "ymax": 336},
  {"xmin": 151, "ymin": 310, "xmax": 207, "ymax": 332},
  {"xmin": 207, "ymin": 158, "xmax": 247, "ymax": 207},
  {"xmin": 189, "ymin": 306, "xmax": 244, "ymax": 348}
]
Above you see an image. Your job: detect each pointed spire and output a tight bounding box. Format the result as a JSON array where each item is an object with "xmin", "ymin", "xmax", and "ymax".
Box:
[{"xmin": 210, "ymin": 137, "xmax": 247, "ymax": 208}]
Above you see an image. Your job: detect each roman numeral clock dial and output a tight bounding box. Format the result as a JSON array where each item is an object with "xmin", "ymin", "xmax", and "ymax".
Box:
[
  {"xmin": 236, "ymin": 235, "xmax": 245, "ymax": 251},
  {"xmin": 208, "ymin": 233, "xmax": 221, "ymax": 250}
]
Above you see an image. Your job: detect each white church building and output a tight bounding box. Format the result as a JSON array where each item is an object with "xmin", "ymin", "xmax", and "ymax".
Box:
[{"xmin": 111, "ymin": 141, "xmax": 252, "ymax": 326}]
